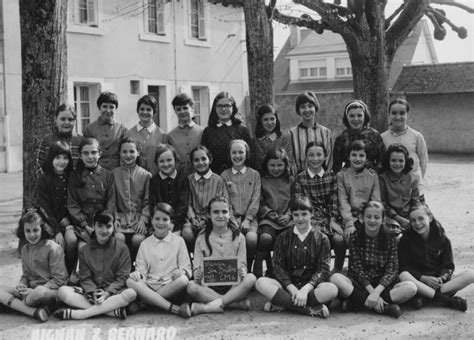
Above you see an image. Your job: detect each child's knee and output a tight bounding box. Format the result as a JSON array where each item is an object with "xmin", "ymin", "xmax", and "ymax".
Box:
[
  {"xmin": 131, "ymin": 234, "xmax": 146, "ymax": 248},
  {"xmin": 186, "ymin": 281, "xmax": 200, "ymax": 297},
  {"xmin": 121, "ymin": 288, "xmax": 137, "ymax": 303},
  {"xmin": 399, "ymin": 281, "xmax": 417, "ymax": 297},
  {"xmin": 182, "ymin": 226, "xmax": 194, "ymax": 242},
  {"xmin": 64, "ymin": 230, "xmax": 78, "ymax": 245},
  {"xmin": 115, "ymin": 232, "xmax": 126, "ymax": 243},
  {"xmin": 57, "ymin": 286, "xmax": 74, "ymax": 302},
  {"xmin": 246, "ymin": 232, "xmax": 258, "ymax": 247},
  {"xmin": 174, "ymin": 274, "xmax": 190, "ymax": 288},
  {"xmin": 243, "ymin": 273, "xmax": 257, "ymax": 287},
  {"xmin": 258, "ymin": 233, "xmax": 273, "ymax": 248},
  {"xmin": 398, "ymin": 271, "xmax": 412, "ymax": 281},
  {"xmin": 330, "ymin": 272, "xmax": 346, "ymax": 286},
  {"xmin": 318, "ymin": 282, "xmax": 339, "ymax": 298}
]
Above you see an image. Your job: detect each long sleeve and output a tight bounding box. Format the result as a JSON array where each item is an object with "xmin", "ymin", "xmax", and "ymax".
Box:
[
  {"xmin": 44, "ymin": 245, "xmax": 68, "ymax": 289},
  {"xmin": 105, "ymin": 245, "xmax": 131, "ymax": 294},
  {"xmin": 308, "ymin": 233, "xmax": 331, "ymax": 287},
  {"xmin": 105, "ymin": 172, "xmax": 116, "ymax": 214},
  {"xmin": 139, "ymin": 174, "xmax": 151, "ymax": 223},
  {"xmin": 398, "ymin": 235, "xmax": 422, "ymax": 280},
  {"xmin": 177, "ymin": 238, "xmax": 192, "ymax": 279},
  {"xmin": 328, "ymin": 172, "xmax": 339, "ymax": 221},
  {"xmin": 273, "ymin": 233, "xmax": 292, "ymax": 287},
  {"xmin": 349, "ymin": 234, "xmax": 372, "ymax": 288},
  {"xmin": 416, "ymin": 133, "xmax": 428, "ymax": 178},
  {"xmin": 68, "ymin": 173, "xmax": 88, "ymax": 228},
  {"xmin": 337, "ymin": 172, "xmax": 354, "ymax": 228},
  {"xmin": 134, "ymin": 243, "xmax": 148, "ymax": 277},
  {"xmin": 370, "ymin": 175, "xmax": 381, "ymax": 201},
  {"xmin": 379, "ymin": 174, "xmax": 398, "ymax": 219},
  {"xmin": 79, "ymin": 247, "xmax": 98, "ymax": 293},
  {"xmin": 379, "ymin": 237, "xmax": 399, "ymax": 288},
  {"xmin": 36, "ymin": 175, "xmax": 61, "ymax": 234},
  {"xmin": 245, "ymin": 172, "xmax": 261, "ymax": 220}
]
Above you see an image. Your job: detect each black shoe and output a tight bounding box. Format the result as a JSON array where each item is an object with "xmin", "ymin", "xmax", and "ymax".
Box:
[
  {"xmin": 450, "ymin": 296, "xmax": 467, "ymax": 311},
  {"xmin": 308, "ymin": 304, "xmax": 330, "ymax": 318},
  {"xmin": 126, "ymin": 300, "xmax": 148, "ymax": 315},
  {"xmin": 383, "ymin": 304, "xmax": 402, "ymax": 318},
  {"xmin": 341, "ymin": 299, "xmax": 352, "ymax": 312},
  {"xmin": 33, "ymin": 307, "xmax": 49, "ymax": 322},
  {"xmin": 410, "ymin": 296, "xmax": 424, "ymax": 310}
]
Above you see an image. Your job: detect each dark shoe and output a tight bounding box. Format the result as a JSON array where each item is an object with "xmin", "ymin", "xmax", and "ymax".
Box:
[
  {"xmin": 383, "ymin": 304, "xmax": 402, "ymax": 318},
  {"xmin": 113, "ymin": 307, "xmax": 127, "ymax": 319},
  {"xmin": 263, "ymin": 301, "xmax": 284, "ymax": 312},
  {"xmin": 410, "ymin": 296, "xmax": 424, "ymax": 310},
  {"xmin": 308, "ymin": 304, "xmax": 330, "ymax": 318},
  {"xmin": 33, "ymin": 307, "xmax": 49, "ymax": 322},
  {"xmin": 126, "ymin": 300, "xmax": 148, "ymax": 315},
  {"xmin": 54, "ymin": 308, "xmax": 73, "ymax": 320},
  {"xmin": 450, "ymin": 296, "xmax": 467, "ymax": 311},
  {"xmin": 178, "ymin": 303, "xmax": 192, "ymax": 318}
]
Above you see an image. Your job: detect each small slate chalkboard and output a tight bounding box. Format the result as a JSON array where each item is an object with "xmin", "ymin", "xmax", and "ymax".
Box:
[{"xmin": 202, "ymin": 256, "xmax": 240, "ymax": 286}]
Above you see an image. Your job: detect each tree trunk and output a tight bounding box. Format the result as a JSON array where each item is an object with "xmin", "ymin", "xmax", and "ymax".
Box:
[
  {"xmin": 242, "ymin": 0, "xmax": 274, "ymax": 135},
  {"xmin": 19, "ymin": 0, "xmax": 68, "ymax": 208}
]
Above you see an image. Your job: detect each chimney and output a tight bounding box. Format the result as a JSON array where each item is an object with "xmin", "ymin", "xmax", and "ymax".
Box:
[{"xmin": 289, "ymin": 26, "xmax": 300, "ymax": 48}]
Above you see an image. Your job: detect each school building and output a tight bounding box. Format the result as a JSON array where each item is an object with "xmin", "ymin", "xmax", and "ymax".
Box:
[{"xmin": 0, "ymin": 0, "xmax": 248, "ymax": 172}]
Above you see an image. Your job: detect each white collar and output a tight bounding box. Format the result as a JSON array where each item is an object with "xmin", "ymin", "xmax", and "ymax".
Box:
[
  {"xmin": 260, "ymin": 132, "xmax": 277, "ymax": 141},
  {"xmin": 307, "ymin": 167, "xmax": 325, "ymax": 179},
  {"xmin": 153, "ymin": 232, "xmax": 171, "ymax": 242},
  {"xmin": 159, "ymin": 169, "xmax": 177, "ymax": 180},
  {"xmin": 178, "ymin": 121, "xmax": 196, "ymax": 128},
  {"xmin": 293, "ymin": 225, "xmax": 311, "ymax": 242},
  {"xmin": 216, "ymin": 120, "xmax": 232, "ymax": 127},
  {"xmin": 194, "ymin": 170, "xmax": 213, "ymax": 181},
  {"xmin": 231, "ymin": 166, "xmax": 247, "ymax": 175},
  {"xmin": 137, "ymin": 122, "xmax": 156, "ymax": 133}
]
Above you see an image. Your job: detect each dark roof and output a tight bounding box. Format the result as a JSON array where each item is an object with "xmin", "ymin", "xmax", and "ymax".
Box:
[
  {"xmin": 393, "ymin": 62, "xmax": 474, "ymax": 94},
  {"xmin": 285, "ymin": 80, "xmax": 354, "ymax": 93}
]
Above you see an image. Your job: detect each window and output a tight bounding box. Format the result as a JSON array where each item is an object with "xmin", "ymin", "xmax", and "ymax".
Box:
[
  {"xmin": 298, "ymin": 60, "xmax": 327, "ymax": 79},
  {"xmin": 335, "ymin": 58, "xmax": 352, "ymax": 77},
  {"xmin": 72, "ymin": 0, "xmax": 98, "ymax": 27},
  {"xmin": 73, "ymin": 85, "xmax": 92, "ymax": 133},
  {"xmin": 190, "ymin": 0, "xmax": 206, "ymax": 40},
  {"xmin": 146, "ymin": 0, "xmax": 165, "ymax": 35},
  {"xmin": 130, "ymin": 80, "xmax": 140, "ymax": 95},
  {"xmin": 191, "ymin": 86, "xmax": 209, "ymax": 125}
]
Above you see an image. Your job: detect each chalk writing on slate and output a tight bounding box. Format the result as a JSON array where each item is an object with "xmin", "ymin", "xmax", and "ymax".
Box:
[{"xmin": 202, "ymin": 256, "xmax": 240, "ymax": 286}]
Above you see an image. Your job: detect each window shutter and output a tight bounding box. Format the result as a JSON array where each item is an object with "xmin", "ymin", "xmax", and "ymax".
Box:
[
  {"xmin": 157, "ymin": 0, "xmax": 165, "ymax": 35},
  {"xmin": 198, "ymin": 0, "xmax": 206, "ymax": 40},
  {"xmin": 87, "ymin": 0, "xmax": 97, "ymax": 26}
]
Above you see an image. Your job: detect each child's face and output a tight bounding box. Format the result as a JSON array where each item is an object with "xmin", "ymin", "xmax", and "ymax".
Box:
[
  {"xmin": 210, "ymin": 201, "xmax": 230, "ymax": 230},
  {"xmin": 349, "ymin": 149, "xmax": 367, "ymax": 171},
  {"xmin": 24, "ymin": 221, "xmax": 42, "ymax": 245},
  {"xmin": 347, "ymin": 107, "xmax": 365, "ymax": 131},
  {"xmin": 292, "ymin": 209, "xmax": 312, "ymax": 229},
  {"xmin": 389, "ymin": 152, "xmax": 405, "ymax": 174},
  {"xmin": 152, "ymin": 210, "xmax": 171, "ymax": 239},
  {"xmin": 120, "ymin": 142, "xmax": 138, "ymax": 166},
  {"xmin": 230, "ymin": 143, "xmax": 246, "ymax": 169},
  {"xmin": 192, "ymin": 150, "xmax": 210, "ymax": 175},
  {"xmin": 94, "ymin": 221, "xmax": 114, "ymax": 245},
  {"xmin": 158, "ymin": 150, "xmax": 176, "ymax": 176},
  {"xmin": 53, "ymin": 154, "xmax": 70, "ymax": 174},
  {"xmin": 99, "ymin": 102, "xmax": 117, "ymax": 123},
  {"xmin": 389, "ymin": 103, "xmax": 408, "ymax": 130},
  {"xmin": 363, "ymin": 206, "xmax": 383, "ymax": 236},
  {"xmin": 174, "ymin": 104, "xmax": 194, "ymax": 124},
  {"xmin": 409, "ymin": 208, "xmax": 431, "ymax": 237},
  {"xmin": 56, "ymin": 110, "xmax": 76, "ymax": 134},
  {"xmin": 267, "ymin": 158, "xmax": 285, "ymax": 178},
  {"xmin": 261, "ymin": 112, "xmax": 276, "ymax": 134},
  {"xmin": 138, "ymin": 103, "xmax": 154, "ymax": 126},
  {"xmin": 298, "ymin": 102, "xmax": 316, "ymax": 122},
  {"xmin": 215, "ymin": 98, "xmax": 233, "ymax": 123},
  {"xmin": 80, "ymin": 143, "xmax": 101, "ymax": 168},
  {"xmin": 306, "ymin": 146, "xmax": 326, "ymax": 172}
]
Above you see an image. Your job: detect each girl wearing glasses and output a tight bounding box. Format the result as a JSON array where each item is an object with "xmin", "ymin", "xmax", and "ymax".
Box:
[{"xmin": 201, "ymin": 92, "xmax": 251, "ymax": 174}]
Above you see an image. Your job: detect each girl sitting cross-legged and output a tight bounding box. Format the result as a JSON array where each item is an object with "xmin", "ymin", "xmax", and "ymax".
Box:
[
  {"xmin": 255, "ymin": 196, "xmax": 338, "ymax": 318},
  {"xmin": 55, "ymin": 211, "xmax": 136, "ymax": 320},
  {"xmin": 126, "ymin": 203, "xmax": 192, "ymax": 318}
]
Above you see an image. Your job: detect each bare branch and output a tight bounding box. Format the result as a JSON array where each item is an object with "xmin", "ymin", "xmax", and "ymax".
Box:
[
  {"xmin": 430, "ymin": 0, "xmax": 474, "ymax": 13},
  {"xmin": 426, "ymin": 6, "xmax": 468, "ymax": 38},
  {"xmin": 385, "ymin": 2, "xmax": 405, "ymax": 27},
  {"xmin": 273, "ymin": 8, "xmax": 327, "ymax": 33},
  {"xmin": 267, "ymin": 0, "xmax": 277, "ymax": 21}
]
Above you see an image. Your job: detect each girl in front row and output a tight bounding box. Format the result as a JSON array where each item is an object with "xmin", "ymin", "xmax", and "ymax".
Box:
[
  {"xmin": 399, "ymin": 203, "xmax": 474, "ymax": 311},
  {"xmin": 55, "ymin": 211, "xmax": 136, "ymax": 320},
  {"xmin": 150, "ymin": 144, "xmax": 191, "ymax": 249},
  {"xmin": 68, "ymin": 138, "xmax": 116, "ymax": 246},
  {"xmin": 294, "ymin": 141, "xmax": 345, "ymax": 271},
  {"xmin": 188, "ymin": 146, "xmax": 229, "ymax": 247},
  {"xmin": 221, "ymin": 139, "xmax": 261, "ymax": 273},
  {"xmin": 126, "ymin": 203, "xmax": 192, "ymax": 318},
  {"xmin": 36, "ymin": 141, "xmax": 78, "ymax": 275},
  {"xmin": 256, "ymin": 196, "xmax": 338, "ymax": 318},
  {"xmin": 113, "ymin": 138, "xmax": 151, "ymax": 262},
  {"xmin": 254, "ymin": 147, "xmax": 294, "ymax": 278},
  {"xmin": 0, "ymin": 211, "xmax": 68, "ymax": 322},
  {"xmin": 187, "ymin": 196, "xmax": 256, "ymax": 315},
  {"xmin": 330, "ymin": 201, "xmax": 417, "ymax": 318},
  {"xmin": 379, "ymin": 143, "xmax": 419, "ymax": 235}
]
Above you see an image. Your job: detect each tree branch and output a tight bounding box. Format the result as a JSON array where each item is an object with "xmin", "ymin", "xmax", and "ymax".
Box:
[
  {"xmin": 385, "ymin": 2, "xmax": 405, "ymax": 28},
  {"xmin": 273, "ymin": 8, "xmax": 327, "ymax": 33},
  {"xmin": 430, "ymin": 0, "xmax": 474, "ymax": 13},
  {"xmin": 426, "ymin": 6, "xmax": 468, "ymax": 38}
]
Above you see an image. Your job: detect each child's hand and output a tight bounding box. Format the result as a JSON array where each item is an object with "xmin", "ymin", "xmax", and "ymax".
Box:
[
  {"xmin": 94, "ymin": 289, "xmax": 110, "ymax": 304},
  {"xmin": 54, "ymin": 232, "xmax": 65, "ymax": 248},
  {"xmin": 60, "ymin": 217, "xmax": 71, "ymax": 228},
  {"xmin": 16, "ymin": 283, "xmax": 27, "ymax": 291},
  {"xmin": 17, "ymin": 287, "xmax": 33, "ymax": 298},
  {"xmin": 193, "ymin": 269, "xmax": 203, "ymax": 283},
  {"xmin": 396, "ymin": 216, "xmax": 410, "ymax": 230},
  {"xmin": 278, "ymin": 214, "xmax": 291, "ymax": 226},
  {"xmin": 366, "ymin": 290, "xmax": 381, "ymax": 309},
  {"xmin": 374, "ymin": 297, "xmax": 386, "ymax": 313},
  {"xmin": 286, "ymin": 284, "xmax": 299, "ymax": 301},
  {"xmin": 135, "ymin": 221, "xmax": 147, "ymax": 235},
  {"xmin": 129, "ymin": 271, "xmax": 144, "ymax": 281},
  {"xmin": 241, "ymin": 219, "xmax": 251, "ymax": 233},
  {"xmin": 171, "ymin": 269, "xmax": 185, "ymax": 280},
  {"xmin": 114, "ymin": 220, "xmax": 121, "ymax": 231},
  {"xmin": 420, "ymin": 275, "xmax": 442, "ymax": 289},
  {"xmin": 293, "ymin": 289, "xmax": 309, "ymax": 307},
  {"xmin": 344, "ymin": 226, "xmax": 356, "ymax": 238},
  {"xmin": 330, "ymin": 221, "xmax": 344, "ymax": 235},
  {"xmin": 85, "ymin": 225, "xmax": 94, "ymax": 235},
  {"xmin": 267, "ymin": 212, "xmax": 279, "ymax": 221}
]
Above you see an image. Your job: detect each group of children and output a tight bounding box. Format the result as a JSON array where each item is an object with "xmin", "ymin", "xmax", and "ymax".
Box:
[{"xmin": 1, "ymin": 90, "xmax": 472, "ymax": 323}]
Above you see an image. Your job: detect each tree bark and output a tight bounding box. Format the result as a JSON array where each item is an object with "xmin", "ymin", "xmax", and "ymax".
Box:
[
  {"xmin": 19, "ymin": 0, "xmax": 68, "ymax": 208},
  {"xmin": 242, "ymin": 0, "xmax": 274, "ymax": 135}
]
